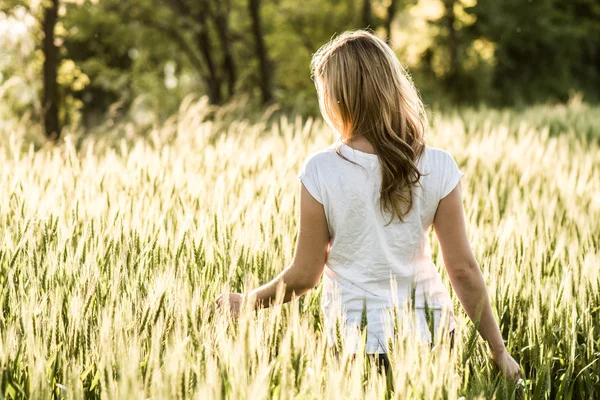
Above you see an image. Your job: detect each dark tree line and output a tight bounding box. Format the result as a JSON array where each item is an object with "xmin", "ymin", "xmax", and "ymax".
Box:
[
  {"xmin": 2, "ymin": 0, "xmax": 599, "ymax": 141},
  {"xmin": 3, "ymin": 0, "xmax": 276, "ymax": 140},
  {"xmin": 36, "ymin": 0, "xmax": 415, "ymax": 140}
]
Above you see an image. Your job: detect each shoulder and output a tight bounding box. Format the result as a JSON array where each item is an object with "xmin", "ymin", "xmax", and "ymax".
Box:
[
  {"xmin": 421, "ymin": 146, "xmax": 464, "ymax": 198},
  {"xmin": 298, "ymin": 147, "xmax": 339, "ymax": 204},
  {"xmin": 421, "ymin": 146, "xmax": 459, "ymax": 171},
  {"xmin": 423, "ymin": 146, "xmax": 455, "ymax": 162},
  {"xmin": 300, "ymin": 146, "xmax": 340, "ymax": 169}
]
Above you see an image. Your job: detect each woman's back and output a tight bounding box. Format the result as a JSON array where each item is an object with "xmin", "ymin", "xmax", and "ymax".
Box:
[
  {"xmin": 218, "ymin": 29, "xmax": 520, "ymax": 381},
  {"xmin": 299, "ymin": 143, "xmax": 463, "ymax": 353}
]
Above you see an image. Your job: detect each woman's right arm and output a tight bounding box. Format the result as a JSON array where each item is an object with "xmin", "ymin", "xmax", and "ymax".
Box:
[{"xmin": 433, "ymin": 181, "xmax": 521, "ymax": 382}]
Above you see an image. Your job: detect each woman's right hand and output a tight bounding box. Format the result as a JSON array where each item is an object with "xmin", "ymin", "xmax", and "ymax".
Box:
[{"xmin": 491, "ymin": 348, "xmax": 521, "ymax": 383}]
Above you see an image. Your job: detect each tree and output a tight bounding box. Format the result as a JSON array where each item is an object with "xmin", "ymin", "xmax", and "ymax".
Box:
[
  {"xmin": 464, "ymin": 0, "xmax": 600, "ymax": 104},
  {"xmin": 248, "ymin": 0, "xmax": 273, "ymax": 104},
  {"xmin": 158, "ymin": 0, "xmax": 224, "ymax": 105},
  {"xmin": 1, "ymin": 0, "xmax": 62, "ymax": 139},
  {"xmin": 383, "ymin": 0, "xmax": 418, "ymax": 45},
  {"xmin": 441, "ymin": 0, "xmax": 458, "ymax": 81},
  {"xmin": 211, "ymin": 0, "xmax": 237, "ymax": 98},
  {"xmin": 109, "ymin": 0, "xmax": 238, "ymax": 106},
  {"xmin": 42, "ymin": 0, "xmax": 60, "ymax": 140},
  {"xmin": 362, "ymin": 0, "xmax": 371, "ymax": 28},
  {"xmin": 384, "ymin": 0, "xmax": 397, "ymax": 44}
]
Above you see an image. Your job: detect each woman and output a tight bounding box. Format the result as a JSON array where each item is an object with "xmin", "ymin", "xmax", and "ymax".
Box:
[{"xmin": 216, "ymin": 30, "xmax": 521, "ymax": 382}]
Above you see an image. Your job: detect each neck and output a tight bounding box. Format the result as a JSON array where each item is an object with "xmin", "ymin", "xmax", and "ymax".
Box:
[{"xmin": 343, "ymin": 136, "xmax": 376, "ymax": 155}]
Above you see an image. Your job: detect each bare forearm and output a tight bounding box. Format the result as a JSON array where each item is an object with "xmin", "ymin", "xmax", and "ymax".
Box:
[
  {"xmin": 246, "ymin": 265, "xmax": 312, "ymax": 309},
  {"xmin": 449, "ymin": 265, "xmax": 506, "ymax": 354}
]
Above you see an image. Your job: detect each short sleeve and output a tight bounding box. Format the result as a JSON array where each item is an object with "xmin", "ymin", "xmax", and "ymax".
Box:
[
  {"xmin": 440, "ymin": 152, "xmax": 464, "ymax": 199},
  {"xmin": 297, "ymin": 155, "xmax": 324, "ymax": 204}
]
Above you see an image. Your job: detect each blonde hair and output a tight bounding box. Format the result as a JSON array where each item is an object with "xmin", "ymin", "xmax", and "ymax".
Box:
[{"xmin": 310, "ymin": 30, "xmax": 428, "ymax": 223}]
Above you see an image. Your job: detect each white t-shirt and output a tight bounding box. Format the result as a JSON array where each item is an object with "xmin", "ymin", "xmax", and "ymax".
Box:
[{"xmin": 298, "ymin": 143, "xmax": 464, "ymax": 353}]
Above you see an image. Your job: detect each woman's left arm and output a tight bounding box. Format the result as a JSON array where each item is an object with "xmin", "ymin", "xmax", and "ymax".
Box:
[{"xmin": 215, "ymin": 183, "xmax": 329, "ymax": 315}]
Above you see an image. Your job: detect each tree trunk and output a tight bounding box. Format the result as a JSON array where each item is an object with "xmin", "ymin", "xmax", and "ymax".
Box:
[
  {"xmin": 443, "ymin": 0, "xmax": 458, "ymax": 81},
  {"xmin": 161, "ymin": 0, "xmax": 223, "ymax": 104},
  {"xmin": 248, "ymin": 0, "xmax": 273, "ymax": 104},
  {"xmin": 213, "ymin": 4, "xmax": 237, "ymax": 98},
  {"xmin": 196, "ymin": 5, "xmax": 222, "ymax": 105},
  {"xmin": 362, "ymin": 0, "xmax": 371, "ymax": 28},
  {"xmin": 42, "ymin": 0, "xmax": 60, "ymax": 140},
  {"xmin": 385, "ymin": 0, "xmax": 397, "ymax": 44}
]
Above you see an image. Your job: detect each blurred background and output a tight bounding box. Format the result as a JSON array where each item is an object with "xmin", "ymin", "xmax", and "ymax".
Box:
[{"xmin": 1, "ymin": 0, "xmax": 599, "ymax": 141}]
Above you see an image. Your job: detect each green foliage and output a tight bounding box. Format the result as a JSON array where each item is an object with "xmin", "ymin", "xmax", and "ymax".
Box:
[
  {"xmin": 1, "ymin": 0, "xmax": 600, "ymax": 131},
  {"xmin": 462, "ymin": 0, "xmax": 600, "ymax": 105},
  {"xmin": 260, "ymin": 0, "xmax": 364, "ymax": 114},
  {"xmin": 61, "ymin": 0, "xmax": 195, "ymax": 125}
]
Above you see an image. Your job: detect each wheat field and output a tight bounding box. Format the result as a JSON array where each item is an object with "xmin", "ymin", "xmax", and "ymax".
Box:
[{"xmin": 0, "ymin": 99, "xmax": 599, "ymax": 399}]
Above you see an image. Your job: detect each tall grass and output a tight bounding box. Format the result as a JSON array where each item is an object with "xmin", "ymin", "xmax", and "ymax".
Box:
[{"xmin": 0, "ymin": 98, "xmax": 599, "ymax": 399}]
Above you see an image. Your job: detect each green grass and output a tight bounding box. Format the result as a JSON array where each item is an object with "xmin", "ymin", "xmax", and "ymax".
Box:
[{"xmin": 0, "ymin": 99, "xmax": 599, "ymax": 399}]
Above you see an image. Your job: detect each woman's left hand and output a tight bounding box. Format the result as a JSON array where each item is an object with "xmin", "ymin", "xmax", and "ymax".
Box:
[{"xmin": 215, "ymin": 292, "xmax": 245, "ymax": 317}]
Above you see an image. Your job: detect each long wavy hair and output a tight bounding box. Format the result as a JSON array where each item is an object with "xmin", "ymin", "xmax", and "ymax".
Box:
[{"xmin": 310, "ymin": 30, "xmax": 428, "ymax": 224}]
